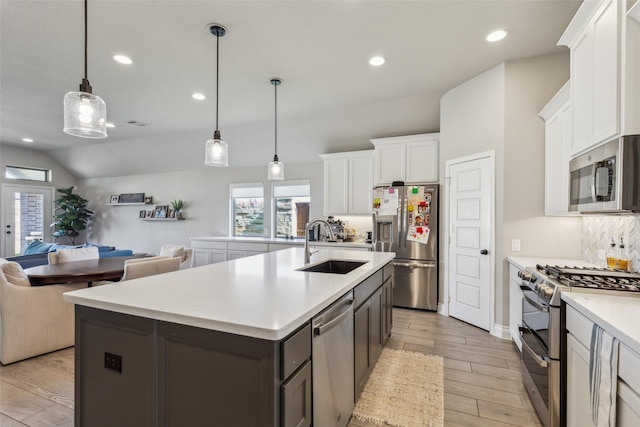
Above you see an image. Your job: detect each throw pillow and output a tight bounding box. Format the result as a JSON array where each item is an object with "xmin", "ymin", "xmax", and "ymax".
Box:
[
  {"xmin": 0, "ymin": 259, "xmax": 31, "ymax": 287},
  {"xmin": 57, "ymin": 246, "xmax": 99, "ymax": 263},
  {"xmin": 23, "ymin": 240, "xmax": 56, "ymax": 255}
]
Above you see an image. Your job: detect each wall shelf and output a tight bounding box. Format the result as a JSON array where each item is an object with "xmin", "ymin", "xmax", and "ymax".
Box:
[
  {"xmin": 107, "ymin": 203, "xmax": 150, "ymax": 206},
  {"xmin": 140, "ymin": 218, "xmax": 186, "ymax": 221}
]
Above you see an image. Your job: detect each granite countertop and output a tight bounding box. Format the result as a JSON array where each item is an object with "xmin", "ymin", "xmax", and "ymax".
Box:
[
  {"xmin": 562, "ymin": 292, "xmax": 640, "ymax": 355},
  {"xmin": 63, "ymin": 248, "xmax": 394, "ymax": 341},
  {"xmin": 190, "ymin": 235, "xmax": 372, "ymax": 249}
]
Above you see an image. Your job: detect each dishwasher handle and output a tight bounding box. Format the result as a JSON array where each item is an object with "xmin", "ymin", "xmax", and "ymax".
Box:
[{"xmin": 314, "ymin": 299, "xmax": 354, "ymax": 336}]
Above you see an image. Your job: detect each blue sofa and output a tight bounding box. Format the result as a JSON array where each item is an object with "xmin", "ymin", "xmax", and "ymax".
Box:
[{"xmin": 6, "ymin": 241, "xmax": 133, "ymax": 268}]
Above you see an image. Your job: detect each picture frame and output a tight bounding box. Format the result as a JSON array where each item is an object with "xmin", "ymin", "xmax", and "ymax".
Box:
[
  {"xmin": 154, "ymin": 205, "xmax": 168, "ymax": 218},
  {"xmin": 118, "ymin": 193, "xmax": 145, "ymax": 203},
  {"xmin": 139, "ymin": 210, "xmax": 146, "ymax": 218},
  {"xmin": 144, "ymin": 196, "xmax": 153, "ymax": 204},
  {"xmin": 145, "ymin": 209, "xmax": 154, "ymax": 218},
  {"xmin": 168, "ymin": 209, "xmax": 175, "ymax": 218},
  {"xmin": 110, "ymin": 195, "xmax": 120, "ymax": 204}
]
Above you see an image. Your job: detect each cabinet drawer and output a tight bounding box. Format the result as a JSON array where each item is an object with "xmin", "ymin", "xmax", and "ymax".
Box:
[
  {"xmin": 508, "ymin": 264, "xmax": 521, "ymax": 283},
  {"xmin": 189, "ymin": 240, "xmax": 227, "ymax": 250},
  {"xmin": 619, "ymin": 344, "xmax": 640, "ymax": 396},
  {"xmin": 281, "ymin": 323, "xmax": 311, "ymax": 380},
  {"xmin": 354, "ymin": 269, "xmax": 383, "ymax": 309},
  {"xmin": 565, "ymin": 304, "xmax": 594, "ymax": 348},
  {"xmin": 228, "ymin": 242, "xmax": 269, "ymax": 252}
]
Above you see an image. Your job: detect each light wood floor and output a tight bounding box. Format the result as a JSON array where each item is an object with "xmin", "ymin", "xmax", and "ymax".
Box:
[{"xmin": 0, "ymin": 308, "xmax": 542, "ymax": 426}]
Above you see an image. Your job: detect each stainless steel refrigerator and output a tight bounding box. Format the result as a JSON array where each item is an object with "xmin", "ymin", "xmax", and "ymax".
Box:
[{"xmin": 372, "ymin": 184, "xmax": 438, "ymax": 311}]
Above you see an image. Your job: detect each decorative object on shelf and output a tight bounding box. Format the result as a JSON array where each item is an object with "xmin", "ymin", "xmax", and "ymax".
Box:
[
  {"xmin": 110, "ymin": 195, "xmax": 120, "ymax": 204},
  {"xmin": 63, "ymin": 0, "xmax": 107, "ymax": 139},
  {"xmin": 145, "ymin": 209, "xmax": 154, "ymax": 218},
  {"xmin": 204, "ymin": 24, "xmax": 229, "ymax": 167},
  {"xmin": 144, "ymin": 196, "xmax": 153, "ymax": 204},
  {"xmin": 268, "ymin": 78, "xmax": 284, "ymax": 180},
  {"xmin": 170, "ymin": 199, "xmax": 185, "ymax": 219},
  {"xmin": 139, "ymin": 210, "xmax": 146, "ymax": 218},
  {"xmin": 154, "ymin": 205, "xmax": 168, "ymax": 218},
  {"xmin": 51, "ymin": 186, "xmax": 94, "ymax": 245},
  {"xmin": 118, "ymin": 193, "xmax": 145, "ymax": 203}
]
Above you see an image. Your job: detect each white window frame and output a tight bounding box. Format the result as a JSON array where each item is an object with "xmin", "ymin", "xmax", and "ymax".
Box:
[
  {"xmin": 271, "ymin": 180, "xmax": 310, "ymax": 239},
  {"xmin": 229, "ymin": 182, "xmax": 264, "ymax": 237}
]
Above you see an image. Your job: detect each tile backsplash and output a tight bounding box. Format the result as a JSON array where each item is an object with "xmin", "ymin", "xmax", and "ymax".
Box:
[{"xmin": 582, "ymin": 215, "xmax": 639, "ymax": 270}]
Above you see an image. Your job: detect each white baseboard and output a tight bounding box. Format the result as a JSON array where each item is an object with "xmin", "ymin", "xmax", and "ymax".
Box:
[{"xmin": 491, "ymin": 323, "xmax": 511, "ymax": 340}]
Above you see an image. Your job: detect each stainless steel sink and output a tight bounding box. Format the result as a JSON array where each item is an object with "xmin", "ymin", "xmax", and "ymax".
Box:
[{"xmin": 299, "ymin": 260, "xmax": 367, "ymax": 274}]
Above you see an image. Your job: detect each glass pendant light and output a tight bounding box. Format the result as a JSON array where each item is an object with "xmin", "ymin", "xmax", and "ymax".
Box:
[
  {"xmin": 63, "ymin": 0, "xmax": 107, "ymax": 138},
  {"xmin": 268, "ymin": 78, "xmax": 284, "ymax": 180},
  {"xmin": 205, "ymin": 24, "xmax": 228, "ymax": 167}
]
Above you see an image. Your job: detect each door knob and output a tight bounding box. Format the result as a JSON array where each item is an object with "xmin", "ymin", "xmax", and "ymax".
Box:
[
  {"xmin": 480, "ymin": 249, "xmax": 488, "ymax": 255},
  {"xmin": 6, "ymin": 231, "xmax": 11, "ymax": 234}
]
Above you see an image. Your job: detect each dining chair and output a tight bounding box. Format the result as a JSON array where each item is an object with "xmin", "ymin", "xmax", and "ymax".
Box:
[
  {"xmin": 121, "ymin": 257, "xmax": 181, "ymax": 281},
  {"xmin": 48, "ymin": 246, "xmax": 99, "ymax": 265},
  {"xmin": 159, "ymin": 244, "xmax": 194, "ymax": 269}
]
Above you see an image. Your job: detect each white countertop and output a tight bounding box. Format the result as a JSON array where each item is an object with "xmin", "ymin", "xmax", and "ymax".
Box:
[
  {"xmin": 562, "ymin": 292, "xmax": 640, "ymax": 355},
  {"xmin": 63, "ymin": 248, "xmax": 394, "ymax": 341},
  {"xmin": 507, "ymin": 256, "xmax": 596, "ymax": 270},
  {"xmin": 190, "ymin": 235, "xmax": 372, "ymax": 249}
]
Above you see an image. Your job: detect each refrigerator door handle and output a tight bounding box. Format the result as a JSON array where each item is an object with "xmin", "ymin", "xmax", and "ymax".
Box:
[{"xmin": 393, "ymin": 261, "xmax": 436, "ymax": 268}]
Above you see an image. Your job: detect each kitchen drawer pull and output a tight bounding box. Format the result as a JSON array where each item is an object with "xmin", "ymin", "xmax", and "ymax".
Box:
[
  {"xmin": 519, "ymin": 327, "xmax": 549, "ymax": 368},
  {"xmin": 522, "ymin": 292, "xmax": 548, "ymax": 313},
  {"xmin": 393, "ymin": 262, "xmax": 435, "ymax": 268}
]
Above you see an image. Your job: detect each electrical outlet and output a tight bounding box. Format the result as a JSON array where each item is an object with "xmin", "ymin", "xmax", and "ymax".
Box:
[
  {"xmin": 104, "ymin": 352, "xmax": 122, "ymax": 373},
  {"xmin": 598, "ymin": 249, "xmax": 606, "ymax": 260},
  {"xmin": 511, "ymin": 239, "xmax": 521, "ymax": 252}
]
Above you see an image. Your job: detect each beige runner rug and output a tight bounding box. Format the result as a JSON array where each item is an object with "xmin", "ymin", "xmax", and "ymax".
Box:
[{"xmin": 352, "ymin": 347, "xmax": 444, "ymax": 427}]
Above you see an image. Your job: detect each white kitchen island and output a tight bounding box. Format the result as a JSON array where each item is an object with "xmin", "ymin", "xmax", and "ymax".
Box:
[{"xmin": 64, "ymin": 248, "xmax": 395, "ymax": 427}]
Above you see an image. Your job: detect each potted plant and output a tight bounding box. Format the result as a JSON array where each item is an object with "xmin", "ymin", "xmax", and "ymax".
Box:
[
  {"xmin": 51, "ymin": 186, "xmax": 94, "ymax": 245},
  {"xmin": 170, "ymin": 199, "xmax": 185, "ymax": 219}
]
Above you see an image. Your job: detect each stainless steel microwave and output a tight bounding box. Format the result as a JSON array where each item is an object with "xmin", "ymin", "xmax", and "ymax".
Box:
[{"xmin": 569, "ymin": 135, "xmax": 640, "ymax": 213}]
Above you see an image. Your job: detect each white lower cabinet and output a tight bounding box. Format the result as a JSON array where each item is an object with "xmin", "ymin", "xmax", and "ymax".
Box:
[
  {"xmin": 508, "ymin": 263, "xmax": 523, "ymax": 351},
  {"xmin": 227, "ymin": 242, "xmax": 269, "ymax": 260},
  {"xmin": 191, "ymin": 241, "xmax": 228, "ymax": 267},
  {"xmin": 565, "ymin": 304, "xmax": 640, "ymax": 427}
]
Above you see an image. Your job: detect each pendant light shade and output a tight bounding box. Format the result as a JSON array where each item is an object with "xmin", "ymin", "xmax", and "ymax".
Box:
[
  {"xmin": 63, "ymin": 0, "xmax": 107, "ymax": 139},
  {"xmin": 268, "ymin": 78, "xmax": 284, "ymax": 180},
  {"xmin": 205, "ymin": 24, "xmax": 228, "ymax": 167}
]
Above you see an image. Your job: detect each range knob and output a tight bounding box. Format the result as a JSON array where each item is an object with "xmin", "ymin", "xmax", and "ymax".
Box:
[{"xmin": 517, "ymin": 270, "xmax": 535, "ymax": 282}]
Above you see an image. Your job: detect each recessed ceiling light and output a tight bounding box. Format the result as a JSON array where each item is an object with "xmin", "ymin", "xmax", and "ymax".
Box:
[
  {"xmin": 22, "ymin": 137, "xmax": 34, "ymax": 143},
  {"xmin": 192, "ymin": 93, "xmax": 206, "ymax": 100},
  {"xmin": 106, "ymin": 122, "xmax": 116, "ymax": 128},
  {"xmin": 113, "ymin": 55, "xmax": 132, "ymax": 65},
  {"xmin": 486, "ymin": 30, "xmax": 507, "ymax": 42},
  {"xmin": 369, "ymin": 56, "xmax": 385, "ymax": 66}
]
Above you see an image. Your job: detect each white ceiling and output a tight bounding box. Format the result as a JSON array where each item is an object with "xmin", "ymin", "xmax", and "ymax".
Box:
[{"xmin": 0, "ymin": 0, "xmax": 581, "ymax": 179}]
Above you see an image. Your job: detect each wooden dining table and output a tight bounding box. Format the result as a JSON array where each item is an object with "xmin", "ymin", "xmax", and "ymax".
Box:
[{"xmin": 25, "ymin": 255, "xmax": 147, "ymax": 286}]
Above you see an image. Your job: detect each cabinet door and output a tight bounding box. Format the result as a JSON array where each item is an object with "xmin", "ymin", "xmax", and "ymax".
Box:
[
  {"xmin": 209, "ymin": 250, "xmax": 227, "ymax": 264},
  {"xmin": 324, "ymin": 157, "xmax": 349, "ymax": 214},
  {"xmin": 348, "ymin": 154, "xmax": 373, "ymax": 214},
  {"xmin": 281, "ymin": 360, "xmax": 312, "ymax": 427},
  {"xmin": 405, "ymin": 140, "xmax": 438, "ymax": 183},
  {"xmin": 375, "ymin": 144, "xmax": 404, "ymax": 186},
  {"xmin": 382, "ymin": 276, "xmax": 393, "ymax": 343},
  {"xmin": 354, "ymin": 301, "xmax": 370, "ymax": 401},
  {"xmin": 591, "ymin": 0, "xmax": 619, "ymax": 144},
  {"xmin": 571, "ymin": 30, "xmax": 594, "ymax": 154},
  {"xmin": 566, "ymin": 333, "xmax": 597, "ymax": 427},
  {"xmin": 193, "ymin": 249, "xmax": 210, "ymax": 267},
  {"xmin": 508, "ymin": 277, "xmax": 522, "ymax": 351},
  {"xmin": 369, "ymin": 287, "xmax": 383, "ymax": 364},
  {"xmin": 544, "ymin": 100, "xmax": 573, "ymax": 216}
]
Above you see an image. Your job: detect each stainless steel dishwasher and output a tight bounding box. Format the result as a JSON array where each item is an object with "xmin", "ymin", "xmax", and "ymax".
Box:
[{"xmin": 312, "ymin": 291, "xmax": 355, "ymax": 427}]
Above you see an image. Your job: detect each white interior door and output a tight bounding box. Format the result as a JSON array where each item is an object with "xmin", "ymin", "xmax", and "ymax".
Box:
[
  {"xmin": 446, "ymin": 153, "xmax": 494, "ymax": 331},
  {"xmin": 2, "ymin": 184, "xmax": 54, "ymax": 257}
]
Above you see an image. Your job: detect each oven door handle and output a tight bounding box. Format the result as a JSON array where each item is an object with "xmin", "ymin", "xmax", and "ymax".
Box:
[
  {"xmin": 519, "ymin": 326, "xmax": 550, "ymax": 368},
  {"xmin": 522, "ymin": 291, "xmax": 549, "ymax": 313}
]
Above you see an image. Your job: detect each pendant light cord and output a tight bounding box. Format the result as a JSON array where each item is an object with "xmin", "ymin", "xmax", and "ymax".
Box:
[
  {"xmin": 274, "ymin": 82, "xmax": 278, "ymax": 156},
  {"xmin": 84, "ymin": 0, "xmax": 88, "ymax": 81},
  {"xmin": 215, "ymin": 31, "xmax": 219, "ymax": 132}
]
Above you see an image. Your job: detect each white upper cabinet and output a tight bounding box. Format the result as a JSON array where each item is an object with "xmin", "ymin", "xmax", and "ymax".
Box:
[
  {"xmin": 370, "ymin": 133, "xmax": 439, "ymax": 185},
  {"xmin": 539, "ymin": 82, "xmax": 577, "ymax": 216},
  {"xmin": 559, "ymin": 0, "xmax": 640, "ymax": 157},
  {"xmin": 320, "ymin": 150, "xmax": 373, "ymax": 215}
]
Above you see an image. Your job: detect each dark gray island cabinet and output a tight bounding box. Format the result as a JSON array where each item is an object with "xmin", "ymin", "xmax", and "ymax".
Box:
[{"xmin": 67, "ymin": 248, "xmax": 395, "ymax": 427}]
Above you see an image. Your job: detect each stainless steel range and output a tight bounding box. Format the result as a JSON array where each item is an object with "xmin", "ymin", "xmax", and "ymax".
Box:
[{"xmin": 517, "ymin": 264, "xmax": 640, "ymax": 427}]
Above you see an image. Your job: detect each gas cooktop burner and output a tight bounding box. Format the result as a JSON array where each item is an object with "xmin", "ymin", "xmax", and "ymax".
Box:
[{"xmin": 535, "ymin": 264, "xmax": 640, "ymax": 292}]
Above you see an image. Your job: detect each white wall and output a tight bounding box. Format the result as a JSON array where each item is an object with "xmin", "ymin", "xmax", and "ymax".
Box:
[
  {"xmin": 440, "ymin": 53, "xmax": 582, "ymax": 329},
  {"xmin": 79, "ymin": 162, "xmax": 323, "ymax": 254},
  {"xmin": 0, "ymin": 144, "xmax": 76, "ymax": 189}
]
